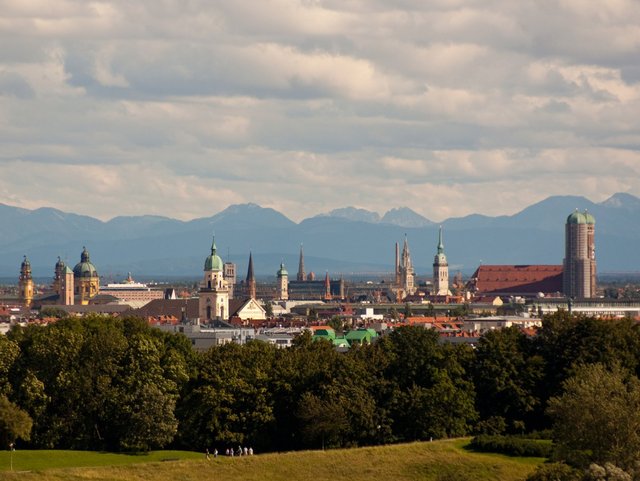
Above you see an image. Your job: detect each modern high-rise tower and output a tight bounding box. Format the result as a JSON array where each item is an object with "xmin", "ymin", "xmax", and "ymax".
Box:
[{"xmin": 563, "ymin": 210, "xmax": 596, "ymax": 298}]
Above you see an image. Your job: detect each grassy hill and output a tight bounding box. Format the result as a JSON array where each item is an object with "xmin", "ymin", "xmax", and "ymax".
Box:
[{"xmin": 0, "ymin": 439, "xmax": 543, "ymax": 481}]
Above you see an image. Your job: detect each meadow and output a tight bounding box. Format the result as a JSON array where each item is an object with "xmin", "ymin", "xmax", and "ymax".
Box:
[{"xmin": 0, "ymin": 439, "xmax": 544, "ymax": 481}]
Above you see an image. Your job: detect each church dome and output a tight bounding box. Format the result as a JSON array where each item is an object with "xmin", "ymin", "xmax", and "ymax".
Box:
[
  {"xmin": 73, "ymin": 247, "xmax": 99, "ymax": 278},
  {"xmin": 277, "ymin": 263, "xmax": 288, "ymax": 277},
  {"xmin": 434, "ymin": 252, "xmax": 448, "ymax": 264},
  {"xmin": 567, "ymin": 210, "xmax": 587, "ymax": 224},
  {"xmin": 583, "ymin": 210, "xmax": 596, "ymax": 224},
  {"xmin": 204, "ymin": 237, "xmax": 224, "ymax": 271}
]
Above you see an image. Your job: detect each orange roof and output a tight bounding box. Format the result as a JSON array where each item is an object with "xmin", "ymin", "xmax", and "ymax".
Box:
[
  {"xmin": 405, "ymin": 316, "xmax": 450, "ymax": 324},
  {"xmin": 309, "ymin": 325, "xmax": 332, "ymax": 332}
]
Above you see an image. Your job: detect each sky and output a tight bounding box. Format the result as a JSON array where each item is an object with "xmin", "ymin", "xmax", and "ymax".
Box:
[{"xmin": 1, "ymin": 0, "xmax": 639, "ymax": 223}]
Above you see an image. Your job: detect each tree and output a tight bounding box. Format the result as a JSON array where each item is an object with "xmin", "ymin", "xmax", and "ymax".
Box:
[
  {"xmin": 264, "ymin": 302, "xmax": 274, "ymax": 319},
  {"xmin": 0, "ymin": 395, "xmax": 32, "ymax": 447},
  {"xmin": 177, "ymin": 341, "xmax": 277, "ymax": 451},
  {"xmin": 327, "ymin": 315, "xmax": 343, "ymax": 333},
  {"xmin": 0, "ymin": 336, "xmax": 19, "ymax": 396},
  {"xmin": 473, "ymin": 327, "xmax": 545, "ymax": 432},
  {"xmin": 110, "ymin": 332, "xmax": 180, "ymax": 451},
  {"xmin": 403, "ymin": 303, "xmax": 412, "ymax": 319},
  {"xmin": 377, "ymin": 326, "xmax": 477, "ymax": 441},
  {"xmin": 547, "ymin": 363, "xmax": 640, "ymax": 470},
  {"xmin": 297, "ymin": 391, "xmax": 348, "ymax": 449}
]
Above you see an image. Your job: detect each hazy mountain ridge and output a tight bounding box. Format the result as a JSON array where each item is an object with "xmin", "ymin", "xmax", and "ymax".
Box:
[
  {"xmin": 321, "ymin": 206, "xmax": 432, "ymax": 228},
  {"xmin": 1, "ymin": 194, "xmax": 639, "ymax": 277}
]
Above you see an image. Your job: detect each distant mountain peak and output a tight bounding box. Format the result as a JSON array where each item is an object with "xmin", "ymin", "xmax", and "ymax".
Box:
[
  {"xmin": 381, "ymin": 207, "xmax": 433, "ymax": 228},
  {"xmin": 601, "ymin": 192, "xmax": 640, "ymax": 209},
  {"xmin": 325, "ymin": 207, "xmax": 381, "ymax": 223}
]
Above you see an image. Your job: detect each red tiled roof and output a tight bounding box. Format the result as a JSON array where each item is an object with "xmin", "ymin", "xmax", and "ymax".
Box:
[
  {"xmin": 128, "ymin": 298, "xmax": 198, "ymax": 320},
  {"xmin": 470, "ymin": 265, "xmax": 563, "ymax": 295}
]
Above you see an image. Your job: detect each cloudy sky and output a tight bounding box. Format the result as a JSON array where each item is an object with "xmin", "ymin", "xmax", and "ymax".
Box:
[{"xmin": 1, "ymin": 0, "xmax": 639, "ymax": 222}]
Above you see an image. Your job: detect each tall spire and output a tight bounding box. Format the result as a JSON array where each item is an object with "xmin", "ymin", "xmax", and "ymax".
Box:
[
  {"xmin": 324, "ymin": 271, "xmax": 332, "ymax": 301},
  {"xmin": 395, "ymin": 242, "xmax": 400, "ymax": 285},
  {"xmin": 402, "ymin": 234, "xmax": 411, "ymax": 268},
  {"xmin": 297, "ymin": 243, "xmax": 305, "ymax": 282},
  {"xmin": 211, "ymin": 235, "xmax": 217, "ymax": 255},
  {"xmin": 246, "ymin": 252, "xmax": 256, "ymax": 299},
  {"xmin": 437, "ymin": 226, "xmax": 444, "ymax": 254}
]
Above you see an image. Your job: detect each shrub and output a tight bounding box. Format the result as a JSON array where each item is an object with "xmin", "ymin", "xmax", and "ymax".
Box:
[
  {"xmin": 525, "ymin": 462, "xmax": 581, "ymax": 481},
  {"xmin": 469, "ymin": 435, "xmax": 553, "ymax": 458}
]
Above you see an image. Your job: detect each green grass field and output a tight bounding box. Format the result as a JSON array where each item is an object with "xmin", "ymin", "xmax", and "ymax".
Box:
[{"xmin": 0, "ymin": 439, "xmax": 544, "ymax": 481}]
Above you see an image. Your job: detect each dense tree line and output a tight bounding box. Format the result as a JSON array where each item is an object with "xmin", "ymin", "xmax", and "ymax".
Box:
[{"xmin": 2, "ymin": 311, "xmax": 640, "ymax": 459}]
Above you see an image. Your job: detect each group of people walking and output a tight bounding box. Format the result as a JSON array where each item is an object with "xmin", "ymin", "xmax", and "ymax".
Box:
[{"xmin": 206, "ymin": 446, "xmax": 254, "ymax": 460}]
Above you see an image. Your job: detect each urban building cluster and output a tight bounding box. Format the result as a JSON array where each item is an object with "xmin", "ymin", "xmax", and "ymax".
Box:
[{"xmin": 3, "ymin": 209, "xmax": 639, "ymax": 347}]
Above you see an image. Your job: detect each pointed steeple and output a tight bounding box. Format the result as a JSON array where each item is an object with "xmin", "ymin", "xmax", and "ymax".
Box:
[
  {"xmin": 211, "ymin": 235, "xmax": 217, "ymax": 255},
  {"xmin": 402, "ymin": 234, "xmax": 411, "ymax": 268},
  {"xmin": 246, "ymin": 252, "xmax": 256, "ymax": 299},
  {"xmin": 297, "ymin": 243, "xmax": 306, "ymax": 282},
  {"xmin": 324, "ymin": 271, "xmax": 332, "ymax": 301},
  {"xmin": 246, "ymin": 252, "xmax": 255, "ymax": 282},
  {"xmin": 437, "ymin": 226, "xmax": 444, "ymax": 254}
]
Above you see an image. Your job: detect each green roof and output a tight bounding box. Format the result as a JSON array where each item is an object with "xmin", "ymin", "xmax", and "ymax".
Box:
[
  {"xmin": 277, "ymin": 262, "xmax": 288, "ymax": 277},
  {"xmin": 314, "ymin": 328, "xmax": 335, "ymax": 339},
  {"xmin": 345, "ymin": 330, "xmax": 374, "ymax": 343},
  {"xmin": 204, "ymin": 236, "xmax": 224, "ymax": 271},
  {"xmin": 333, "ymin": 337, "xmax": 350, "ymax": 347},
  {"xmin": 73, "ymin": 247, "xmax": 98, "ymax": 278},
  {"xmin": 567, "ymin": 209, "xmax": 596, "ymax": 225}
]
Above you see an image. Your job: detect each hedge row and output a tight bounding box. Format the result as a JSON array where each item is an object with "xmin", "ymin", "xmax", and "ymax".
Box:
[{"xmin": 469, "ymin": 435, "xmax": 553, "ymax": 458}]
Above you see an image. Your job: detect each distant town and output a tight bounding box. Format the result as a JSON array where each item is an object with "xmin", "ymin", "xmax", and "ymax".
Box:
[{"xmin": 2, "ymin": 208, "xmax": 639, "ymax": 348}]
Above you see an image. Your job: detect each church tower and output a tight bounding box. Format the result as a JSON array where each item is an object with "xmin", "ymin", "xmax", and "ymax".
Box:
[
  {"xmin": 61, "ymin": 264, "xmax": 74, "ymax": 305},
  {"xmin": 19, "ymin": 256, "xmax": 34, "ymax": 307},
  {"xmin": 400, "ymin": 236, "xmax": 416, "ymax": 296},
  {"xmin": 394, "ymin": 242, "xmax": 401, "ymax": 286},
  {"xmin": 323, "ymin": 271, "xmax": 332, "ymax": 301},
  {"xmin": 54, "ymin": 257, "xmax": 74, "ymax": 305},
  {"xmin": 433, "ymin": 227, "xmax": 452, "ymax": 296},
  {"xmin": 73, "ymin": 247, "xmax": 99, "ymax": 305},
  {"xmin": 297, "ymin": 244, "xmax": 306, "ymax": 281},
  {"xmin": 53, "ymin": 256, "xmax": 64, "ymax": 296},
  {"xmin": 277, "ymin": 262, "xmax": 289, "ymax": 300},
  {"xmin": 246, "ymin": 252, "xmax": 256, "ymax": 299},
  {"xmin": 563, "ymin": 210, "xmax": 596, "ymax": 298},
  {"xmin": 199, "ymin": 236, "xmax": 230, "ymax": 321}
]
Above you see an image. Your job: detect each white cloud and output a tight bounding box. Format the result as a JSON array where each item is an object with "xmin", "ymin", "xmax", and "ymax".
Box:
[{"xmin": 0, "ymin": 0, "xmax": 638, "ymax": 222}]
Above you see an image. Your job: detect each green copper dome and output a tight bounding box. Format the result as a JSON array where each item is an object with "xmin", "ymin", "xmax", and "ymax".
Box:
[
  {"xmin": 204, "ymin": 236, "xmax": 224, "ymax": 271},
  {"xmin": 73, "ymin": 247, "xmax": 99, "ymax": 278},
  {"xmin": 567, "ymin": 210, "xmax": 587, "ymax": 224},
  {"xmin": 277, "ymin": 262, "xmax": 288, "ymax": 277},
  {"xmin": 583, "ymin": 210, "xmax": 596, "ymax": 224},
  {"xmin": 567, "ymin": 209, "xmax": 595, "ymax": 225}
]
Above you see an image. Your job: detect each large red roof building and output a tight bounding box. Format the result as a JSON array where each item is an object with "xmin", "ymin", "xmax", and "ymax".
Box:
[{"xmin": 467, "ymin": 265, "xmax": 563, "ymax": 297}]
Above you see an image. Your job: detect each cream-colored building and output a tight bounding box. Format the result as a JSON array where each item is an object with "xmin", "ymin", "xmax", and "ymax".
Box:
[
  {"xmin": 198, "ymin": 237, "xmax": 230, "ymax": 321},
  {"xmin": 73, "ymin": 247, "xmax": 100, "ymax": 305},
  {"xmin": 277, "ymin": 262, "xmax": 289, "ymax": 300},
  {"xmin": 433, "ymin": 227, "xmax": 452, "ymax": 296}
]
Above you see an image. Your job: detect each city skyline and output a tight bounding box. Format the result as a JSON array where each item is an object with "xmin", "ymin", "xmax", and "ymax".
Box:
[{"xmin": 1, "ymin": 1, "xmax": 639, "ymax": 222}]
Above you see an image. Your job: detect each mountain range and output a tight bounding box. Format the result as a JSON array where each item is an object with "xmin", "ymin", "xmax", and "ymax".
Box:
[{"xmin": 2, "ymin": 193, "xmax": 640, "ymax": 280}]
